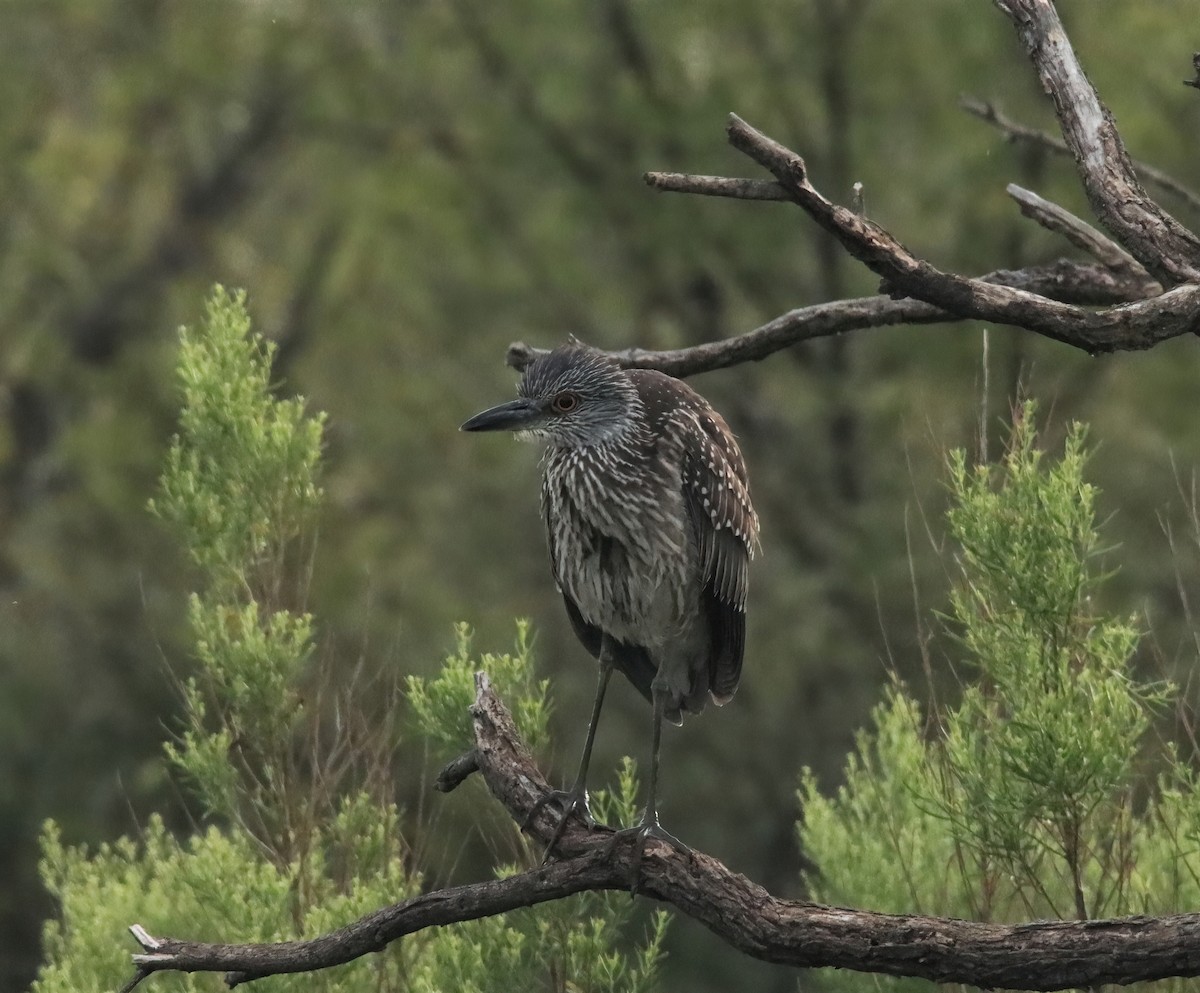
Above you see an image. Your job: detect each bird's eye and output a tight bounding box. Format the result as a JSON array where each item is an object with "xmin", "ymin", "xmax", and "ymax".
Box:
[{"xmin": 551, "ymin": 391, "xmax": 579, "ymax": 413}]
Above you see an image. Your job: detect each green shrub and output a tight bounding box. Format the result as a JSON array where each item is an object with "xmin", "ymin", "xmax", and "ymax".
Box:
[{"xmin": 799, "ymin": 405, "xmax": 1186, "ymax": 992}]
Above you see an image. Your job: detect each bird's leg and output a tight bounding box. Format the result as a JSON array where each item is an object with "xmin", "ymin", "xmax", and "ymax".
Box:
[
  {"xmin": 604, "ymin": 685, "xmax": 691, "ymax": 892},
  {"xmin": 524, "ymin": 638, "xmax": 615, "ymax": 860},
  {"xmin": 641, "ymin": 686, "xmax": 668, "ymax": 833},
  {"xmin": 637, "ymin": 687, "xmax": 693, "ymax": 854}
]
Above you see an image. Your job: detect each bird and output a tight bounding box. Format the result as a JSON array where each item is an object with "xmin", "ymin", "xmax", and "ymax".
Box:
[{"xmin": 461, "ymin": 342, "xmax": 758, "ymax": 870}]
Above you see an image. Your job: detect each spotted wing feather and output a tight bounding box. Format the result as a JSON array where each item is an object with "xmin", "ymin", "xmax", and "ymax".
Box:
[{"xmin": 679, "ymin": 405, "xmax": 757, "ymax": 704}]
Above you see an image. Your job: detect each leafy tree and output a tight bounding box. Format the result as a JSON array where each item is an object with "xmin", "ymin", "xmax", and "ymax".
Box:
[{"xmin": 33, "ymin": 288, "xmax": 666, "ymax": 993}]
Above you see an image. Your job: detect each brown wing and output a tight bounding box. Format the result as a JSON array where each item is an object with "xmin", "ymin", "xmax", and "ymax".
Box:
[{"xmin": 678, "ymin": 404, "xmax": 758, "ymax": 704}]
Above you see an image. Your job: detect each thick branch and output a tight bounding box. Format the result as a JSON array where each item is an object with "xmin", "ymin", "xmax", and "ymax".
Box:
[
  {"xmin": 124, "ymin": 675, "xmax": 1200, "ymax": 991},
  {"xmin": 994, "ymin": 0, "xmax": 1200, "ymax": 283}
]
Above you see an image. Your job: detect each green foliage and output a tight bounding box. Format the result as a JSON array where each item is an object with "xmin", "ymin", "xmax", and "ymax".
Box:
[
  {"xmin": 940, "ymin": 409, "xmax": 1162, "ymax": 897},
  {"xmin": 148, "ymin": 285, "xmax": 324, "ymax": 601},
  {"xmin": 408, "ymin": 620, "xmax": 551, "ymax": 758},
  {"xmin": 799, "ymin": 406, "xmax": 1186, "ymax": 992},
  {"xmin": 33, "ymin": 289, "xmax": 667, "ymax": 993},
  {"xmin": 590, "ymin": 756, "xmax": 644, "ymax": 833},
  {"xmin": 36, "ymin": 810, "xmax": 418, "ymax": 993},
  {"xmin": 147, "ymin": 287, "xmax": 324, "ymax": 853},
  {"xmin": 798, "ymin": 688, "xmax": 978, "ymax": 920}
]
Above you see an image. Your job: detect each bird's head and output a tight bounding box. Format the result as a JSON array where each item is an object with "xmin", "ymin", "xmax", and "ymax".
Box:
[{"xmin": 461, "ymin": 344, "xmax": 639, "ymax": 448}]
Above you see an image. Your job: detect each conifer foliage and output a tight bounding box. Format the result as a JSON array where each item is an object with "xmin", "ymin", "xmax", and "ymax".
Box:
[{"xmin": 799, "ymin": 406, "xmax": 1200, "ymax": 991}]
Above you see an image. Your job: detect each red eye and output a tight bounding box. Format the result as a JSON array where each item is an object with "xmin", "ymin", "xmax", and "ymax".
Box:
[{"xmin": 552, "ymin": 391, "xmax": 579, "ymax": 413}]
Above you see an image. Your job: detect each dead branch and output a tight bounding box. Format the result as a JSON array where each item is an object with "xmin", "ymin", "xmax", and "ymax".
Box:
[
  {"xmin": 122, "ymin": 675, "xmax": 1200, "ymax": 991},
  {"xmin": 1005, "ymin": 183, "xmax": 1153, "ymax": 277},
  {"xmin": 643, "ymin": 115, "xmax": 1200, "ymax": 361},
  {"xmin": 994, "ymin": 0, "xmax": 1200, "ymax": 283},
  {"xmin": 961, "ymin": 97, "xmax": 1200, "ymax": 215},
  {"xmin": 644, "ymin": 172, "xmax": 787, "ymax": 201},
  {"xmin": 630, "ymin": 1, "xmax": 1200, "ymax": 372},
  {"xmin": 505, "ymin": 255, "xmax": 1161, "ymax": 378},
  {"xmin": 725, "ymin": 113, "xmax": 1200, "ymax": 350}
]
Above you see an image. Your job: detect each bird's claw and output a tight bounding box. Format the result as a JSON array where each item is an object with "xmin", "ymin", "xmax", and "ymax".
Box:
[
  {"xmin": 602, "ymin": 817, "xmax": 691, "ymax": 893},
  {"xmin": 523, "ymin": 786, "xmax": 595, "ymax": 863}
]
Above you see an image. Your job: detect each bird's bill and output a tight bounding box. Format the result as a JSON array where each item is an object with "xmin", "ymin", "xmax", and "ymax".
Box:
[{"xmin": 460, "ymin": 397, "xmax": 542, "ymax": 432}]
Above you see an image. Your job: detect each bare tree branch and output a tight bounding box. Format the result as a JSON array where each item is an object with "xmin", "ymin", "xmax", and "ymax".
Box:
[
  {"xmin": 634, "ymin": 2, "xmax": 1200, "ymax": 369},
  {"xmin": 993, "ymin": 0, "xmax": 1200, "ymax": 283},
  {"xmin": 559, "ymin": 4, "xmax": 1200, "ymax": 378},
  {"xmin": 505, "ymin": 255, "xmax": 1162, "ymax": 379},
  {"xmin": 509, "ymin": 297, "xmax": 944, "ymax": 375},
  {"xmin": 122, "ymin": 676, "xmax": 1200, "ymax": 991},
  {"xmin": 961, "ymin": 97, "xmax": 1200, "ymax": 215},
  {"xmin": 715, "ymin": 113, "xmax": 1200, "ymax": 353},
  {"xmin": 1005, "ymin": 183, "xmax": 1153, "ymax": 277},
  {"xmin": 983, "ymin": 259, "xmax": 1160, "ymax": 305},
  {"xmin": 645, "ymin": 171, "xmax": 788, "ymax": 201}
]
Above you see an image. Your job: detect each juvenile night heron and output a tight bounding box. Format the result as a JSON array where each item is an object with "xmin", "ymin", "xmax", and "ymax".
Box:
[{"xmin": 462, "ymin": 343, "xmax": 758, "ymax": 863}]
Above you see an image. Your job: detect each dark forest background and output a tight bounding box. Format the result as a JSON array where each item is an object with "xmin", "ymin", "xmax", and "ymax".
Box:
[{"xmin": 2, "ymin": 2, "xmax": 1199, "ymax": 991}]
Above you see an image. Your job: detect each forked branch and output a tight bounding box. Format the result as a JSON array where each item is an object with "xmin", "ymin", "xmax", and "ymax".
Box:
[
  {"xmin": 717, "ymin": 113, "xmax": 1200, "ymax": 351},
  {"xmin": 122, "ymin": 676, "xmax": 1200, "ymax": 990},
  {"xmin": 994, "ymin": 0, "xmax": 1200, "ymax": 283},
  {"xmin": 615, "ymin": 0, "xmax": 1200, "ymax": 374}
]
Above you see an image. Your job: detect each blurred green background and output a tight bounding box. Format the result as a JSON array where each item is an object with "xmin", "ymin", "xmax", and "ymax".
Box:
[{"xmin": 2, "ymin": 1, "xmax": 1199, "ymax": 991}]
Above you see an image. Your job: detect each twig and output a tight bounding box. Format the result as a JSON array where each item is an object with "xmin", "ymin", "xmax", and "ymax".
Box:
[
  {"xmin": 434, "ymin": 750, "xmax": 480, "ymax": 792},
  {"xmin": 644, "ymin": 172, "xmax": 788, "ymax": 201},
  {"xmin": 851, "ymin": 182, "xmax": 865, "ymax": 216},
  {"xmin": 116, "ymin": 965, "xmax": 151, "ymax": 993},
  {"xmin": 121, "ymin": 676, "xmax": 1200, "ymax": 991},
  {"xmin": 962, "ymin": 96, "xmax": 1200, "ymax": 215}
]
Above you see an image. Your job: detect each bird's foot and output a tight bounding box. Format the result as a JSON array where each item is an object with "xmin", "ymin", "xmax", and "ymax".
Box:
[
  {"xmin": 522, "ymin": 786, "xmax": 595, "ymax": 863},
  {"xmin": 602, "ymin": 815, "xmax": 691, "ymax": 894}
]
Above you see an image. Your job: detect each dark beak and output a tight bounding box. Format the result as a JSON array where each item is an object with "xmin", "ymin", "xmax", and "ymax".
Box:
[{"xmin": 460, "ymin": 397, "xmax": 541, "ymax": 432}]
